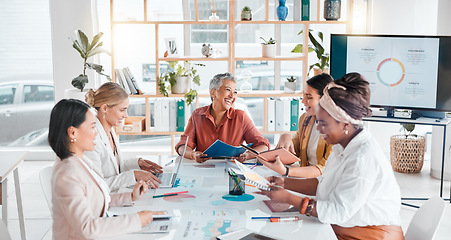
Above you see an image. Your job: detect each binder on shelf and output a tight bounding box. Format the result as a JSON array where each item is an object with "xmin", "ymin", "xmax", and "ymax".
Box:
[
  {"xmin": 123, "ymin": 67, "xmax": 142, "ymax": 94},
  {"xmin": 122, "ymin": 68, "xmax": 138, "ymax": 94},
  {"xmin": 169, "ymin": 99, "xmax": 177, "ymax": 132},
  {"xmin": 115, "ymin": 69, "xmax": 131, "ymax": 95},
  {"xmin": 160, "ymin": 99, "xmax": 170, "ymax": 131},
  {"xmin": 302, "ymin": 0, "xmax": 310, "ymax": 21},
  {"xmin": 176, "ymin": 99, "xmax": 185, "ymax": 132},
  {"xmin": 293, "ymin": 0, "xmax": 301, "ymax": 21},
  {"xmin": 154, "ymin": 99, "xmax": 162, "ymax": 132},
  {"xmin": 267, "ymin": 97, "xmax": 275, "ymax": 131},
  {"xmin": 275, "ymin": 98, "xmax": 291, "ymax": 131},
  {"xmin": 290, "ymin": 98, "xmax": 300, "ymax": 131}
]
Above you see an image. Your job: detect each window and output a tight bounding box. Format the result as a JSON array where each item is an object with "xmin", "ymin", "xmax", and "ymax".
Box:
[
  {"xmin": 0, "ymin": 84, "xmax": 17, "ymax": 105},
  {"xmin": 23, "ymin": 85, "xmax": 54, "ymax": 103}
]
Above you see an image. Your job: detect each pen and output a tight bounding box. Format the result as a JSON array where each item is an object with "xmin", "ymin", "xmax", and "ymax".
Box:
[
  {"xmin": 250, "ymin": 164, "xmax": 257, "ymax": 170},
  {"xmin": 153, "ymin": 193, "xmax": 178, "ymax": 198},
  {"xmin": 165, "ymin": 159, "xmax": 174, "ymax": 166},
  {"xmin": 270, "ymin": 217, "xmax": 300, "ymax": 222},
  {"xmin": 251, "ymin": 217, "xmax": 274, "ymax": 220},
  {"xmin": 164, "ymin": 191, "xmax": 188, "ymax": 195}
]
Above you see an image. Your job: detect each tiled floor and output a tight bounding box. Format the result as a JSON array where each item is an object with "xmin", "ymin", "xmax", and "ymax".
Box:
[{"xmin": 1, "ymin": 160, "xmax": 451, "ymax": 240}]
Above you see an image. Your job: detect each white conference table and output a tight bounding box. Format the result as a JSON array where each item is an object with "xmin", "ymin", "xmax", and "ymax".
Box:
[
  {"xmin": 107, "ymin": 157, "xmax": 336, "ymax": 240},
  {"xmin": 0, "ymin": 150, "xmax": 28, "ymax": 240}
]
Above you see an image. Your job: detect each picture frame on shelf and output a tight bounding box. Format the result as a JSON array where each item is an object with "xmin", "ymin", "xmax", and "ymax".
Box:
[{"xmin": 165, "ymin": 38, "xmax": 179, "ymax": 57}]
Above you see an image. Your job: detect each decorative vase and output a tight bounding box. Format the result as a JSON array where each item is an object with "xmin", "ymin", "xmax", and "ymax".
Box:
[
  {"xmin": 277, "ymin": 0, "xmax": 289, "ymax": 21},
  {"xmin": 284, "ymin": 82, "xmax": 296, "ymax": 93},
  {"xmin": 171, "ymin": 76, "xmax": 190, "ymax": 94},
  {"xmin": 313, "ymin": 68, "xmax": 330, "ymax": 76},
  {"xmin": 262, "ymin": 44, "xmax": 276, "ymax": 58},
  {"xmin": 241, "ymin": 11, "xmax": 252, "ymax": 21},
  {"xmin": 64, "ymin": 88, "xmax": 88, "ymax": 102},
  {"xmin": 209, "ymin": 12, "xmax": 219, "ymax": 21},
  {"xmin": 240, "ymin": 79, "xmax": 253, "ymax": 93},
  {"xmin": 324, "ymin": 0, "xmax": 341, "ymax": 20}
]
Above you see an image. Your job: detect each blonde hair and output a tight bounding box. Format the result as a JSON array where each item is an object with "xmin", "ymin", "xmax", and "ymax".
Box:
[{"xmin": 85, "ymin": 82, "xmax": 128, "ymax": 109}]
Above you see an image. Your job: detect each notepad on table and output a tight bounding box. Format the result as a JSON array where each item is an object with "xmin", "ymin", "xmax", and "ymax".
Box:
[{"xmin": 235, "ymin": 161, "xmax": 271, "ymax": 191}]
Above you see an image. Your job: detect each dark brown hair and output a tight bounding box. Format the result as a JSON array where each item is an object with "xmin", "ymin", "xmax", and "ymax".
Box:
[
  {"xmin": 306, "ymin": 73, "xmax": 333, "ymax": 96},
  {"xmin": 327, "ymin": 72, "xmax": 372, "ymax": 120}
]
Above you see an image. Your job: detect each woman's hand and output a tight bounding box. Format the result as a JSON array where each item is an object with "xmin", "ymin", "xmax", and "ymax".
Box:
[
  {"xmin": 258, "ymin": 155, "xmax": 286, "ymax": 175},
  {"xmin": 254, "ymin": 185, "xmax": 292, "ymax": 204},
  {"xmin": 191, "ymin": 151, "xmax": 210, "ymax": 163},
  {"xmin": 276, "ymin": 133, "xmax": 296, "ymax": 155},
  {"xmin": 234, "ymin": 151, "xmax": 256, "ymax": 162},
  {"xmin": 131, "ymin": 180, "xmax": 148, "ymax": 202},
  {"xmin": 138, "ymin": 158, "xmax": 163, "ymax": 174},
  {"xmin": 134, "ymin": 171, "xmax": 162, "ymax": 189},
  {"xmin": 137, "ymin": 211, "xmax": 167, "ymax": 227},
  {"xmin": 267, "ymin": 176, "xmax": 285, "ymax": 188}
]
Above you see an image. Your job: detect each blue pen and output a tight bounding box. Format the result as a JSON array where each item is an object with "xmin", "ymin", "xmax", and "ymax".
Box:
[
  {"xmin": 165, "ymin": 159, "xmax": 174, "ymax": 166},
  {"xmin": 251, "ymin": 217, "xmax": 279, "ymax": 220}
]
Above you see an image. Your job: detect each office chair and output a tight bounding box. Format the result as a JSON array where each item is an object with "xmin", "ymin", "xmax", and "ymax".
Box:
[
  {"xmin": 39, "ymin": 166, "xmax": 53, "ymax": 215},
  {"xmin": 404, "ymin": 195, "xmax": 445, "ymax": 240}
]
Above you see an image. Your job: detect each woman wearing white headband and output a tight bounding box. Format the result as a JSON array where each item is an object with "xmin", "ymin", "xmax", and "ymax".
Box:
[{"xmin": 257, "ymin": 73, "xmax": 403, "ymax": 239}]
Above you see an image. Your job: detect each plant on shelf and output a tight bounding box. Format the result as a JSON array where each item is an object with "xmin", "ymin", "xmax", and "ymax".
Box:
[
  {"xmin": 291, "ymin": 29, "xmax": 329, "ymax": 75},
  {"xmin": 70, "ymin": 30, "xmax": 111, "ymax": 91},
  {"xmin": 241, "ymin": 6, "xmax": 252, "ymax": 21},
  {"xmin": 260, "ymin": 37, "xmax": 276, "ymax": 58},
  {"xmin": 158, "ymin": 61, "xmax": 205, "ymax": 106},
  {"xmin": 390, "ymin": 123, "xmax": 425, "ymax": 173},
  {"xmin": 284, "ymin": 76, "xmax": 297, "ymax": 93}
]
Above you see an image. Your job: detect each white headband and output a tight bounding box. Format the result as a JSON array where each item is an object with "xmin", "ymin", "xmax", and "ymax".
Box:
[{"xmin": 319, "ymin": 82, "xmax": 362, "ymax": 125}]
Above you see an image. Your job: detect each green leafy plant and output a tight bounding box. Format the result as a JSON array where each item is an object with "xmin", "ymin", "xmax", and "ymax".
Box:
[
  {"xmin": 260, "ymin": 37, "xmax": 276, "ymax": 45},
  {"xmin": 291, "ymin": 29, "xmax": 329, "ymax": 74},
  {"xmin": 242, "ymin": 6, "xmax": 252, "ymax": 12},
  {"xmin": 158, "ymin": 61, "xmax": 205, "ymax": 105},
  {"xmin": 70, "ymin": 30, "xmax": 111, "ymax": 91},
  {"xmin": 287, "ymin": 76, "xmax": 296, "ymax": 82}
]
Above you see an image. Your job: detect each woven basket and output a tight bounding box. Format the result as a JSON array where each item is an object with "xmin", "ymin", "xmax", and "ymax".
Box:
[{"xmin": 390, "ymin": 135, "xmax": 426, "ymax": 173}]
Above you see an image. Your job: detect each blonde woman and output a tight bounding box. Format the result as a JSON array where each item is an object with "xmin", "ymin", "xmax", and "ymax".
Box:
[
  {"xmin": 49, "ymin": 99, "xmax": 164, "ymax": 239},
  {"xmin": 84, "ymin": 82, "xmax": 162, "ymax": 191}
]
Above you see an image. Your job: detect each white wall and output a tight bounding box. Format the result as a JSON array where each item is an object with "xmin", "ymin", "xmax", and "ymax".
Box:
[{"xmin": 49, "ymin": 0, "xmax": 95, "ymax": 101}]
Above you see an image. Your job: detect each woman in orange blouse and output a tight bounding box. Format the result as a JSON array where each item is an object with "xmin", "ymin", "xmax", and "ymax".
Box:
[{"xmin": 175, "ymin": 72, "xmax": 270, "ymax": 163}]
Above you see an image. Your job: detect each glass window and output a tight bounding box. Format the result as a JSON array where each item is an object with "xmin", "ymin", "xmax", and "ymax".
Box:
[
  {"xmin": 23, "ymin": 85, "xmax": 54, "ymax": 103},
  {"xmin": 0, "ymin": 84, "xmax": 17, "ymax": 105}
]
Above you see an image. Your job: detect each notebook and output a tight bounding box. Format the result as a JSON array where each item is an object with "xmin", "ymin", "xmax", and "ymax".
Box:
[
  {"xmin": 241, "ymin": 145, "xmax": 299, "ymax": 165},
  {"xmin": 202, "ymin": 140, "xmax": 248, "ymax": 158},
  {"xmin": 235, "ymin": 161, "xmax": 271, "ymax": 191},
  {"xmin": 155, "ymin": 136, "xmax": 188, "ymax": 188}
]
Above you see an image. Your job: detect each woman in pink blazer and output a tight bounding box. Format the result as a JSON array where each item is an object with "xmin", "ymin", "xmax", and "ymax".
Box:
[{"xmin": 48, "ymin": 99, "xmax": 164, "ymax": 239}]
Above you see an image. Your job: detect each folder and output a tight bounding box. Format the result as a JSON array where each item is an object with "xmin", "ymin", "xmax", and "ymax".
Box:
[
  {"xmin": 267, "ymin": 97, "xmax": 275, "ymax": 131},
  {"xmin": 290, "ymin": 98, "xmax": 300, "ymax": 131},
  {"xmin": 154, "ymin": 99, "xmax": 162, "ymax": 132},
  {"xmin": 176, "ymin": 99, "xmax": 185, "ymax": 132},
  {"xmin": 202, "ymin": 140, "xmax": 247, "ymax": 158},
  {"xmin": 169, "ymin": 99, "xmax": 177, "ymax": 132},
  {"xmin": 275, "ymin": 98, "xmax": 290, "ymax": 131},
  {"xmin": 302, "ymin": 0, "xmax": 310, "ymax": 21},
  {"xmin": 118, "ymin": 69, "xmax": 133, "ymax": 94},
  {"xmin": 241, "ymin": 145, "xmax": 299, "ymax": 165},
  {"xmin": 115, "ymin": 69, "xmax": 131, "ymax": 95},
  {"xmin": 122, "ymin": 68, "xmax": 138, "ymax": 94},
  {"xmin": 160, "ymin": 99, "xmax": 170, "ymax": 131}
]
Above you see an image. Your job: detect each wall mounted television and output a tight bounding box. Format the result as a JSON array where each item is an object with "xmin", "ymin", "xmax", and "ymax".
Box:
[{"xmin": 330, "ymin": 34, "xmax": 451, "ymax": 118}]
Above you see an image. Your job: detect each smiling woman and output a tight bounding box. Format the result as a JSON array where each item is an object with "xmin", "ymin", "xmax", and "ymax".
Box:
[{"xmin": 175, "ymin": 72, "xmax": 270, "ymax": 163}]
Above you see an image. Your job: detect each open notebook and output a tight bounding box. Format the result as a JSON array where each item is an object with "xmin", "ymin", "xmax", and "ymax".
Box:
[{"xmin": 235, "ymin": 161, "xmax": 271, "ymax": 191}]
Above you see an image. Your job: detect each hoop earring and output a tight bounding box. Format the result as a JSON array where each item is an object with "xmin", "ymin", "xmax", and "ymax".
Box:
[{"xmin": 70, "ymin": 138, "xmax": 77, "ymax": 143}]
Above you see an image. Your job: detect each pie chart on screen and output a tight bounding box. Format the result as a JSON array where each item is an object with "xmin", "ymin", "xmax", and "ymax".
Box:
[{"xmin": 376, "ymin": 58, "xmax": 406, "ymax": 87}]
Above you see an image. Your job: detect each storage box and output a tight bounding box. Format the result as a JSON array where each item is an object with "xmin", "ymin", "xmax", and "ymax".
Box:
[{"xmin": 116, "ymin": 117, "xmax": 145, "ymax": 133}]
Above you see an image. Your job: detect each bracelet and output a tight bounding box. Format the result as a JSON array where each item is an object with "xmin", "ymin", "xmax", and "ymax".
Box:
[
  {"xmin": 283, "ymin": 166, "xmax": 289, "ymax": 177},
  {"xmin": 300, "ymin": 197, "xmax": 310, "ymax": 215},
  {"xmin": 305, "ymin": 199, "xmax": 315, "ymax": 217}
]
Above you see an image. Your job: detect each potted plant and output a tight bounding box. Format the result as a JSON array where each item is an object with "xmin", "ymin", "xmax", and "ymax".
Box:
[
  {"xmin": 241, "ymin": 6, "xmax": 252, "ymax": 21},
  {"xmin": 69, "ymin": 30, "xmax": 111, "ymax": 92},
  {"xmin": 284, "ymin": 76, "xmax": 297, "ymax": 93},
  {"xmin": 291, "ymin": 29, "xmax": 329, "ymax": 75},
  {"xmin": 158, "ymin": 61, "xmax": 205, "ymax": 106},
  {"xmin": 390, "ymin": 124, "xmax": 426, "ymax": 173},
  {"xmin": 260, "ymin": 37, "xmax": 276, "ymax": 58}
]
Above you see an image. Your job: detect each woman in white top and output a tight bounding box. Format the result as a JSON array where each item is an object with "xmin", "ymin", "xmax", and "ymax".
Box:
[
  {"xmin": 49, "ymin": 99, "xmax": 164, "ymax": 239},
  {"xmin": 84, "ymin": 82, "xmax": 162, "ymax": 192},
  {"xmin": 257, "ymin": 73, "xmax": 403, "ymax": 239}
]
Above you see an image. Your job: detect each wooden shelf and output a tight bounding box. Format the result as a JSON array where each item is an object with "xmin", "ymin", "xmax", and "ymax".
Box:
[
  {"xmin": 158, "ymin": 57, "xmax": 229, "ymax": 62},
  {"xmin": 235, "ymin": 20, "xmax": 349, "ymax": 25},
  {"xmin": 129, "ymin": 91, "xmax": 302, "ymax": 98},
  {"xmin": 234, "ymin": 56, "xmax": 305, "ymax": 61},
  {"xmin": 113, "ymin": 20, "xmax": 348, "ymax": 25}
]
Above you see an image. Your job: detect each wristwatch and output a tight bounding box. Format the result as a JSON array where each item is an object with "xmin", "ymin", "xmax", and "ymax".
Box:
[{"xmin": 282, "ymin": 166, "xmax": 289, "ymax": 177}]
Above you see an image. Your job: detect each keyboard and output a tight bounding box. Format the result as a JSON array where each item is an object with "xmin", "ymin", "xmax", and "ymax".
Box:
[{"xmin": 156, "ymin": 172, "xmax": 174, "ymax": 186}]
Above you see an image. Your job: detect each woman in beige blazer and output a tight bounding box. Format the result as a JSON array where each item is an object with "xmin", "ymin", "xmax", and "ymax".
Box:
[
  {"xmin": 48, "ymin": 99, "xmax": 164, "ymax": 239},
  {"xmin": 84, "ymin": 82, "xmax": 162, "ymax": 192}
]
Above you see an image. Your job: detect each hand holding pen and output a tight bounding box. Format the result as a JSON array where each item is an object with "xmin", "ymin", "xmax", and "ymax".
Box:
[{"xmin": 132, "ymin": 180, "xmax": 149, "ymax": 202}]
